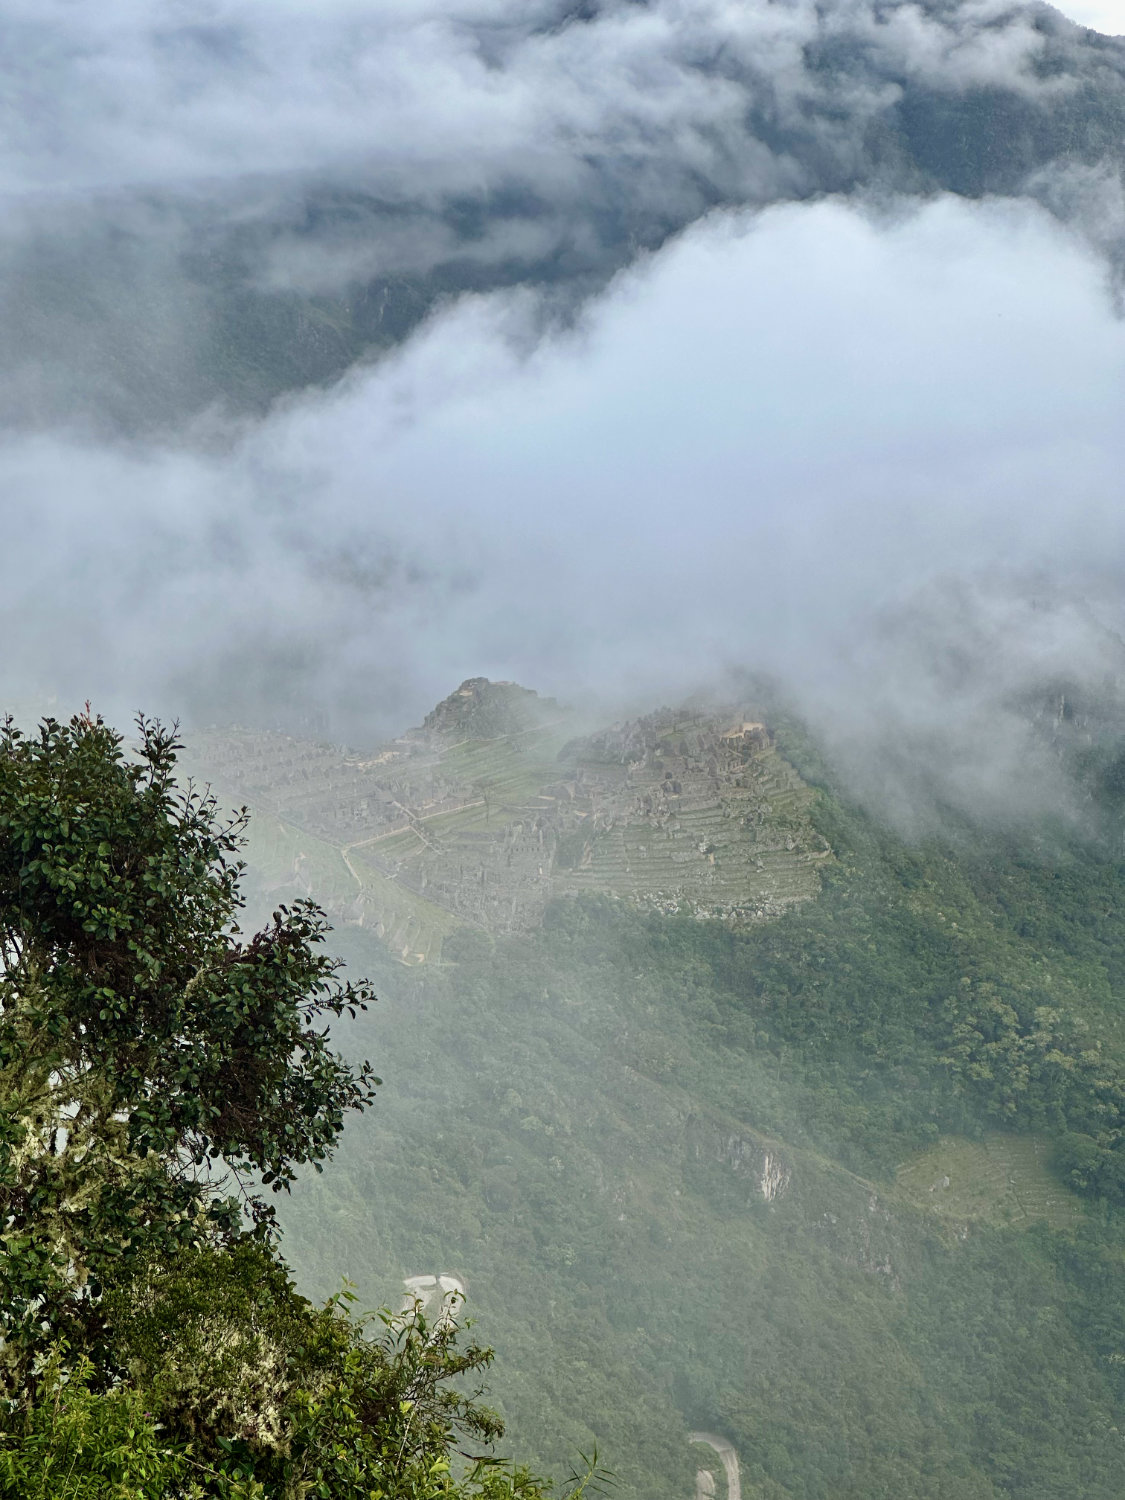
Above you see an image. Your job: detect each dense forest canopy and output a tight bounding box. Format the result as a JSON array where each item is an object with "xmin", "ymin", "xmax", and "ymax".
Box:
[
  {"xmin": 254, "ymin": 693, "xmax": 1125, "ymax": 1500},
  {"xmin": 1, "ymin": 679, "xmax": 1123, "ymax": 1498}
]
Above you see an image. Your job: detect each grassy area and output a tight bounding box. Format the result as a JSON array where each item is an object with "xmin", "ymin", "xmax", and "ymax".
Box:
[
  {"xmin": 242, "ymin": 812, "xmax": 462, "ymax": 962},
  {"xmin": 347, "ymin": 845, "xmax": 464, "ymax": 962},
  {"xmin": 241, "ymin": 813, "xmax": 357, "ymax": 911},
  {"xmin": 896, "ymin": 1134, "xmax": 1086, "ymax": 1231}
]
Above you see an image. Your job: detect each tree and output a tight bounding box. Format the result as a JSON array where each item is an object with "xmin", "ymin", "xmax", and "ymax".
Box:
[
  {"xmin": 0, "ymin": 1259, "xmax": 569, "ymax": 1500},
  {"xmin": 0, "ymin": 709, "xmax": 596, "ymax": 1499},
  {"xmin": 0, "ymin": 708, "xmax": 378, "ymax": 1389}
]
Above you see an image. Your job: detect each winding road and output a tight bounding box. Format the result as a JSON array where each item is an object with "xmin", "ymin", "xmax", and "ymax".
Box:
[{"xmin": 689, "ymin": 1433, "xmax": 741, "ymax": 1500}]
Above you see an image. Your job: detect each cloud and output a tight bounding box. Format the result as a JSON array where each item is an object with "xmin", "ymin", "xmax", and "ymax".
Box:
[
  {"xmin": 0, "ymin": 3, "xmax": 1095, "ymax": 198},
  {"xmin": 0, "ymin": 2, "xmax": 1123, "ymax": 432},
  {"xmin": 2, "ymin": 6, "xmax": 1125, "ymax": 824},
  {"xmin": 3, "ymin": 190, "xmax": 1124, "ymax": 829}
]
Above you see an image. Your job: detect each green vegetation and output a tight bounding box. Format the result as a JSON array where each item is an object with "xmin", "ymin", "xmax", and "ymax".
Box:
[
  {"xmin": 7, "ymin": 701, "xmax": 1123, "ymax": 1498},
  {"xmin": 0, "ymin": 710, "xmax": 564, "ymax": 1499},
  {"xmin": 895, "ymin": 1133, "xmax": 1086, "ymax": 1229},
  {"xmin": 271, "ymin": 714, "xmax": 1125, "ymax": 1500}
]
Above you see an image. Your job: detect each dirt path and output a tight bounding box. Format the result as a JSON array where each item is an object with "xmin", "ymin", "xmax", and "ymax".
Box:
[
  {"xmin": 341, "ymin": 797, "xmax": 487, "ymax": 859},
  {"xmin": 335, "ymin": 796, "xmax": 486, "ymax": 894},
  {"xmin": 339, "ymin": 844, "xmax": 364, "ymax": 892}
]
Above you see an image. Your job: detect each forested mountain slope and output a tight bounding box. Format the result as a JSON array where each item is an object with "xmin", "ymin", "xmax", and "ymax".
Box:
[
  {"xmin": 192, "ymin": 687, "xmax": 1125, "ymax": 1500},
  {"xmin": 6, "ymin": 2, "xmax": 1125, "ymax": 434}
]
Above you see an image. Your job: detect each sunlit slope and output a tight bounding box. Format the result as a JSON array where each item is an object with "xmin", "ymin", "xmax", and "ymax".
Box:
[
  {"xmin": 188, "ymin": 681, "xmax": 829, "ymax": 959},
  {"xmin": 896, "ymin": 1133, "xmax": 1087, "ymax": 1230}
]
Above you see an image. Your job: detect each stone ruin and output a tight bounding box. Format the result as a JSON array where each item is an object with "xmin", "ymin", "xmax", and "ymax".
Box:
[{"xmin": 187, "ymin": 682, "xmax": 830, "ymax": 958}]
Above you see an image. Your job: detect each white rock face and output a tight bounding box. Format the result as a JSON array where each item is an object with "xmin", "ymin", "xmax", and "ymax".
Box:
[
  {"xmin": 687, "ymin": 1118, "xmax": 793, "ymax": 1204},
  {"xmin": 759, "ymin": 1152, "xmax": 791, "ymax": 1202}
]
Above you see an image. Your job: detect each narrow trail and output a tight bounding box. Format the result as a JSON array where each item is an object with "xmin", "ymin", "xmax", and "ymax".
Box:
[
  {"xmin": 343, "ymin": 796, "xmax": 487, "ymax": 856},
  {"xmin": 336, "ymin": 797, "xmax": 486, "ymax": 892},
  {"xmin": 340, "ymin": 845, "xmax": 364, "ymax": 892}
]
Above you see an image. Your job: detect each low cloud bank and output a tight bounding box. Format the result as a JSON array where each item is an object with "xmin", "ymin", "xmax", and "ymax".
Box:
[
  {"xmin": 4, "ymin": 193, "xmax": 1124, "ymax": 825},
  {"xmin": 0, "ymin": 2, "xmax": 1123, "ymax": 429}
]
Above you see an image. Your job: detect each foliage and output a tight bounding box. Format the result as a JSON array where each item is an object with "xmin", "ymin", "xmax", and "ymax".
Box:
[
  {"xmin": 101, "ymin": 1239, "xmax": 320, "ymax": 1455},
  {"xmin": 0, "ymin": 709, "xmax": 378, "ymax": 1392},
  {"xmin": 6, "ymin": 703, "xmax": 1124, "ymax": 1499},
  {"xmin": 0, "ymin": 709, "xmax": 565, "ymax": 1500},
  {"xmin": 0, "ymin": 1283, "xmax": 568, "ymax": 1500},
  {"xmin": 101, "ymin": 1239, "xmax": 520, "ymax": 1498},
  {"xmin": 0, "ymin": 1345, "xmax": 190, "ymax": 1500}
]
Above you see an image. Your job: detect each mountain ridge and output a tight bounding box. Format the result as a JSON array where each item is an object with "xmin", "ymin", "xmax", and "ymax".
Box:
[
  {"xmin": 188, "ymin": 679, "xmax": 830, "ymax": 961},
  {"xmin": 179, "ymin": 678, "xmax": 1125, "ymax": 1499}
]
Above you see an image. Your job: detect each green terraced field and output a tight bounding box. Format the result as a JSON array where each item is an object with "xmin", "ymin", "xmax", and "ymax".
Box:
[
  {"xmin": 346, "ymin": 846, "xmax": 464, "ymax": 962},
  {"xmin": 190, "ymin": 684, "xmax": 833, "ymax": 961},
  {"xmin": 242, "ymin": 813, "xmax": 357, "ymax": 912},
  {"xmin": 895, "ymin": 1134, "xmax": 1086, "ymax": 1231},
  {"xmin": 240, "ymin": 811, "xmax": 461, "ymax": 963},
  {"xmin": 558, "ymin": 742, "xmax": 827, "ymax": 917}
]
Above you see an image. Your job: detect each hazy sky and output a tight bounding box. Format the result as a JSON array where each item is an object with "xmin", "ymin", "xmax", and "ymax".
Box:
[
  {"xmin": 1060, "ymin": 2, "xmax": 1123, "ymax": 32},
  {"xmin": 6, "ymin": 195, "xmax": 1124, "ymax": 730},
  {"xmin": 2, "ymin": 1, "xmax": 1124, "ymax": 821}
]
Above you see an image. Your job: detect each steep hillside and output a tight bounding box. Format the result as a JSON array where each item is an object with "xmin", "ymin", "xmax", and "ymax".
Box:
[
  {"xmin": 189, "ymin": 681, "xmax": 828, "ymax": 960},
  {"xmin": 276, "ymin": 883, "xmax": 1124, "ymax": 1500},
  {"xmin": 187, "ymin": 691, "xmax": 1125, "ymax": 1500}
]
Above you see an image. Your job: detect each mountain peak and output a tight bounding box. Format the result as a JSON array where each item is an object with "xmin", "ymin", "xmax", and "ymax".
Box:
[{"xmin": 421, "ymin": 678, "xmax": 556, "ymax": 742}]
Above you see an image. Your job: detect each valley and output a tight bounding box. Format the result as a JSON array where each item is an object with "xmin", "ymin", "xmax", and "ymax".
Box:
[
  {"xmin": 5, "ymin": 3, "xmax": 1125, "ymax": 1497},
  {"xmin": 189, "ymin": 681, "xmax": 1125, "ymax": 1500}
]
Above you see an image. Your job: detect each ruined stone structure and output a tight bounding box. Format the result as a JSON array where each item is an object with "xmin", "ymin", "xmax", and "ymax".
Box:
[{"xmin": 188, "ymin": 680, "xmax": 830, "ymax": 961}]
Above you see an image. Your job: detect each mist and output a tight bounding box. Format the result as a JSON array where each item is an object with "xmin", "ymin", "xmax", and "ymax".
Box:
[
  {"xmin": 5, "ymin": 12, "xmax": 1125, "ymax": 1490},
  {"xmin": 1, "ymin": 1, "xmax": 1124, "ymax": 428},
  {"xmin": 2, "ymin": 2, "xmax": 1125, "ymax": 826},
  {"xmin": 1, "ymin": 190, "xmax": 1122, "ymax": 823}
]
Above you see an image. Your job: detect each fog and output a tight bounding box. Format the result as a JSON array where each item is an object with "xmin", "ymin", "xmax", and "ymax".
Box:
[
  {"xmin": 5, "ymin": 193, "xmax": 1124, "ymax": 812},
  {"xmin": 2, "ymin": 2, "xmax": 1125, "ymax": 824},
  {"xmin": 0, "ymin": 1, "xmax": 1094, "ymax": 198},
  {"xmin": 7, "ymin": 15, "xmax": 1125, "ymax": 1500},
  {"xmin": 3, "ymin": 1, "xmax": 1125, "ymax": 430},
  {"xmin": 1060, "ymin": 2, "xmax": 1122, "ymax": 32}
]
